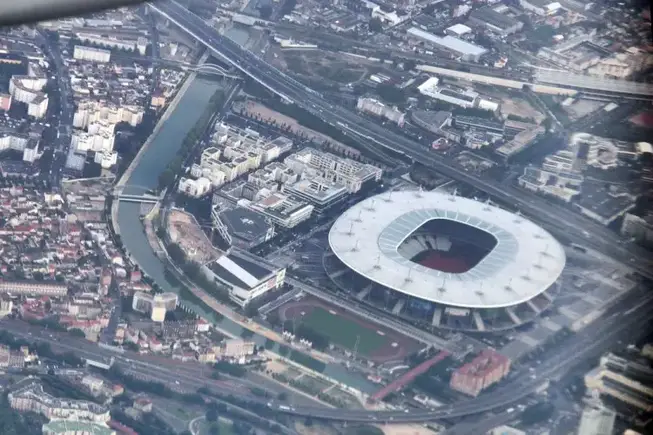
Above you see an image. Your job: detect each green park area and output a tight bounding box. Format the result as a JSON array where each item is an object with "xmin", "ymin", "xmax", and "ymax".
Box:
[{"xmin": 300, "ymin": 307, "xmax": 388, "ymax": 356}]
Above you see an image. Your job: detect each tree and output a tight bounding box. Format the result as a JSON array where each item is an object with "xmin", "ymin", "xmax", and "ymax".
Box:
[
  {"xmin": 206, "ymin": 407, "xmax": 218, "ymax": 422},
  {"xmin": 368, "ymin": 17, "xmax": 383, "ymax": 33},
  {"xmin": 258, "ymin": 4, "xmax": 273, "ymax": 19},
  {"xmin": 403, "ymin": 59, "xmax": 416, "ymax": 71},
  {"xmin": 209, "ymin": 424, "xmax": 221, "ymax": 435},
  {"xmin": 157, "ymin": 168, "xmax": 176, "ymax": 191},
  {"xmin": 68, "ymin": 328, "xmax": 86, "ymax": 338}
]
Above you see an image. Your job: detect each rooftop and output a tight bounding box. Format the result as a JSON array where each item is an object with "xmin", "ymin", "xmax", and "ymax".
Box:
[{"xmin": 328, "ymin": 190, "xmax": 565, "ymax": 308}]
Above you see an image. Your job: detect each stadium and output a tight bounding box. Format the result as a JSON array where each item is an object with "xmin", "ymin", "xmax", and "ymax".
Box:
[{"xmin": 324, "ymin": 190, "xmax": 566, "ymax": 332}]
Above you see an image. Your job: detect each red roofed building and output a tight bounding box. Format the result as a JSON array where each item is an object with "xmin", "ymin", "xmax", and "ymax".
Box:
[{"xmin": 450, "ymin": 350, "xmax": 511, "ymax": 397}]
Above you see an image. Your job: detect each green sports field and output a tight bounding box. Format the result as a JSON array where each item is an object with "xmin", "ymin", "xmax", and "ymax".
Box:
[{"xmin": 299, "ymin": 306, "xmax": 389, "ymax": 356}]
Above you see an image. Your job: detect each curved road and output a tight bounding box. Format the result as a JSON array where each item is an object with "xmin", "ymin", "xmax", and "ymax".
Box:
[{"xmin": 150, "ymin": 0, "xmax": 653, "ymax": 282}]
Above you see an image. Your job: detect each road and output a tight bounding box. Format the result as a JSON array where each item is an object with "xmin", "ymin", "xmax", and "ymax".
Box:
[
  {"xmin": 3, "ymin": 286, "xmax": 652, "ymax": 424},
  {"xmin": 38, "ymin": 29, "xmax": 74, "ymax": 185},
  {"xmin": 150, "ymin": 0, "xmax": 653, "ymax": 282}
]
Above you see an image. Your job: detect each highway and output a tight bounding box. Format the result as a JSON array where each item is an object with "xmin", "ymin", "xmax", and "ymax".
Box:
[
  {"xmin": 149, "ymin": 0, "xmax": 653, "ymax": 282},
  {"xmin": 3, "ymin": 287, "xmax": 652, "ymax": 424}
]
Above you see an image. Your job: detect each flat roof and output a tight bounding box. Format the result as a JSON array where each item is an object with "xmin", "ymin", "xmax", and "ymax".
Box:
[
  {"xmin": 407, "ymin": 28, "xmax": 488, "ymax": 57},
  {"xmin": 328, "ymin": 190, "xmax": 565, "ymax": 309}
]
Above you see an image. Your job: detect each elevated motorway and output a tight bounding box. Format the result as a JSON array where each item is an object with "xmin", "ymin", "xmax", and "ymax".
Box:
[{"xmin": 150, "ymin": 0, "xmax": 653, "ymax": 281}]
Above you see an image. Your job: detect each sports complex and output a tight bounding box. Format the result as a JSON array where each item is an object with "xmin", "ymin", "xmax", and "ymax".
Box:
[{"xmin": 324, "ymin": 190, "xmax": 566, "ymax": 332}]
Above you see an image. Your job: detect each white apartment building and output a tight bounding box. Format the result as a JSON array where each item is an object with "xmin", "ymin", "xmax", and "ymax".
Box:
[
  {"xmin": 178, "ymin": 177, "xmax": 212, "ymax": 198},
  {"xmin": 73, "ymin": 45, "xmax": 111, "ymax": 63},
  {"xmin": 9, "ymin": 75, "xmax": 47, "ymax": 103},
  {"xmin": 75, "ymin": 32, "xmax": 148, "ymax": 55},
  {"xmin": 357, "ymin": 97, "xmax": 405, "ymax": 126},
  {"xmin": 576, "ymin": 400, "xmax": 616, "ymax": 435},
  {"xmin": 0, "ymin": 280, "xmax": 68, "ymax": 296},
  {"xmin": 221, "ymin": 339, "xmax": 255, "ymax": 359},
  {"xmin": 73, "ymin": 101, "xmax": 144, "ymax": 129},
  {"xmin": 9, "ymin": 382, "xmax": 110, "ymax": 423},
  {"xmin": 248, "ymin": 192, "xmax": 314, "ymax": 228},
  {"xmin": 71, "ymin": 131, "xmax": 115, "ymax": 153},
  {"xmin": 94, "ymin": 150, "xmax": 118, "ymax": 169},
  {"xmin": 9, "ymin": 75, "xmax": 49, "ymax": 119},
  {"xmin": 132, "ymin": 291, "xmax": 178, "ymax": 322},
  {"xmin": 284, "ymin": 148, "xmax": 382, "ymax": 193}
]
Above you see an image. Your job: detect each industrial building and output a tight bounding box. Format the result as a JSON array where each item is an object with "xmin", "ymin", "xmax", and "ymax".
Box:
[
  {"xmin": 326, "ymin": 190, "xmax": 565, "ymax": 332},
  {"xmin": 468, "ymin": 6, "xmax": 524, "ymax": 36},
  {"xmin": 407, "ymin": 27, "xmax": 488, "ymax": 62},
  {"xmin": 417, "ymin": 77, "xmax": 480, "ymax": 109},
  {"xmin": 203, "ymin": 251, "xmax": 286, "ymax": 307}
]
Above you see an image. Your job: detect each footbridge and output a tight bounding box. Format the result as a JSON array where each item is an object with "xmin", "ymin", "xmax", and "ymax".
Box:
[{"xmin": 112, "ymin": 184, "xmax": 163, "ymax": 204}]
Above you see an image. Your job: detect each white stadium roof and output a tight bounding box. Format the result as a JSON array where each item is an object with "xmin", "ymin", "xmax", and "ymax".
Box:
[{"xmin": 328, "ymin": 190, "xmax": 566, "ymax": 309}]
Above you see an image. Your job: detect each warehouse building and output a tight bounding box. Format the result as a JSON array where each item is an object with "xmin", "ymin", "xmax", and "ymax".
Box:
[
  {"xmin": 468, "ymin": 6, "xmax": 524, "ymax": 36},
  {"xmin": 407, "ymin": 27, "xmax": 488, "ymax": 62}
]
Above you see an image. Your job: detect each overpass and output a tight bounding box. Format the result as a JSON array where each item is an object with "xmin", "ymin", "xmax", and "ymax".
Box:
[{"xmin": 149, "ymin": 1, "xmax": 653, "ymax": 280}]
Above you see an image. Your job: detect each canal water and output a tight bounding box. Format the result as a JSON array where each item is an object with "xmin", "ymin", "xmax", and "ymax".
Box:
[{"xmin": 116, "ymin": 76, "xmax": 377, "ymax": 393}]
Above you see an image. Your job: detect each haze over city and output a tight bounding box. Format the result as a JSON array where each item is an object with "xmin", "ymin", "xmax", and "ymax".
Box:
[{"xmin": 0, "ymin": 1, "xmax": 652, "ymax": 435}]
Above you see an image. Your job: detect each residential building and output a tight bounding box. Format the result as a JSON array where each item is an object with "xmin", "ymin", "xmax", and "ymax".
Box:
[
  {"xmin": 248, "ymin": 192, "xmax": 314, "ymax": 228},
  {"xmin": 42, "ymin": 420, "xmax": 115, "ymax": 435},
  {"xmin": 220, "ymin": 339, "xmax": 256, "ymax": 359},
  {"xmin": 0, "ymin": 280, "xmax": 68, "ymax": 296},
  {"xmin": 577, "ymin": 400, "xmax": 616, "ymax": 435},
  {"xmin": 71, "ymin": 131, "xmax": 115, "ymax": 153},
  {"xmin": 73, "ymin": 101, "xmax": 144, "ymax": 129},
  {"xmin": 450, "ymin": 350, "xmax": 511, "ymax": 396},
  {"xmin": 495, "ymin": 126, "xmax": 545, "ymax": 159},
  {"xmin": 94, "ymin": 151, "xmax": 118, "ymax": 169},
  {"xmin": 132, "ymin": 292, "xmax": 178, "ymax": 322},
  {"xmin": 519, "ymin": 0, "xmax": 562, "ymax": 15},
  {"xmin": 284, "ymin": 148, "xmax": 382, "ymax": 193},
  {"xmin": 178, "ymin": 177, "xmax": 212, "ymax": 198},
  {"xmin": 283, "ymin": 177, "xmax": 348, "ymax": 212},
  {"xmin": 73, "ymin": 45, "xmax": 111, "ymax": 63},
  {"xmin": 0, "ymin": 93, "xmax": 11, "ymax": 111},
  {"xmin": 9, "ymin": 382, "xmax": 110, "ymax": 422},
  {"xmin": 356, "ymin": 97, "xmax": 405, "ymax": 126},
  {"xmin": 621, "ymin": 213, "xmax": 653, "ymax": 246}
]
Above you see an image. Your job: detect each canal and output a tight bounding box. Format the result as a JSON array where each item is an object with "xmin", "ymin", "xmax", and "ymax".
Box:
[{"xmin": 116, "ymin": 76, "xmax": 377, "ymax": 393}]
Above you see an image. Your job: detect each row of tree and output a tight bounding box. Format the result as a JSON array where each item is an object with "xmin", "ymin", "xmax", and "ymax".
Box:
[{"xmin": 157, "ymin": 89, "xmax": 226, "ymax": 191}]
